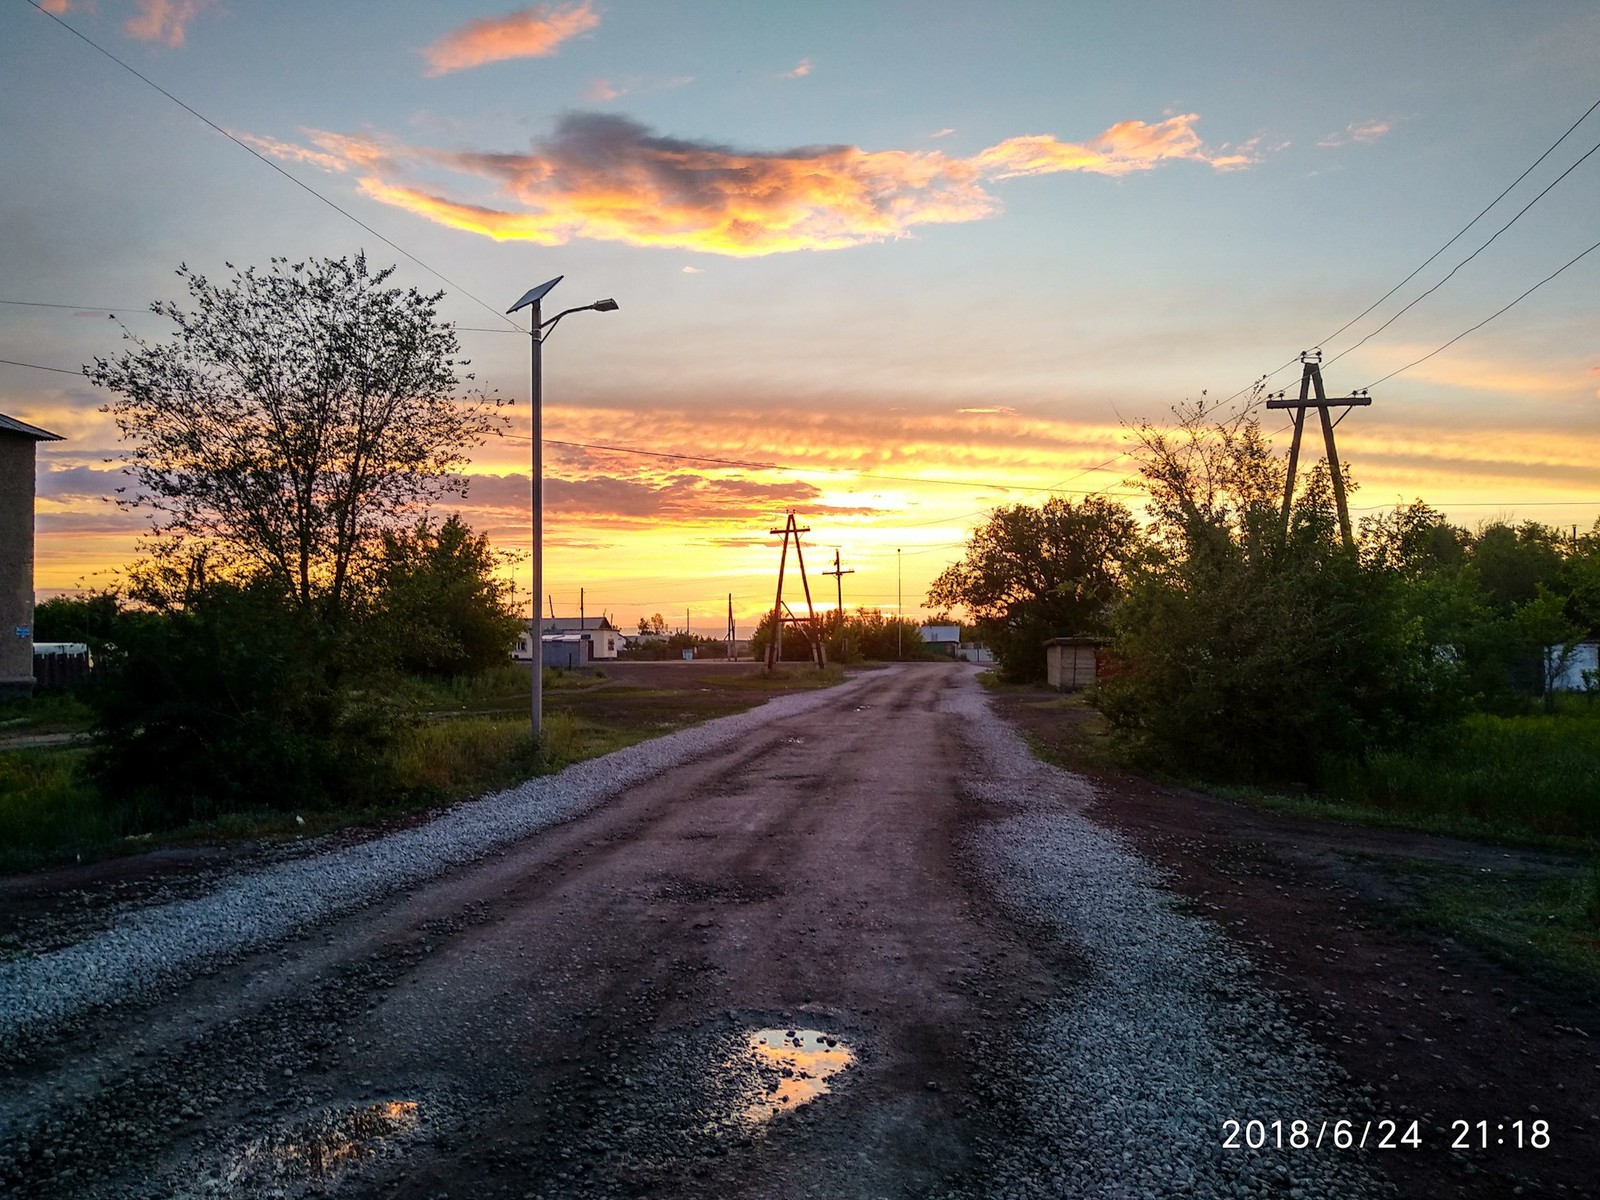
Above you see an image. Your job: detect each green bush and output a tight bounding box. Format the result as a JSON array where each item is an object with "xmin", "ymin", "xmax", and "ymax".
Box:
[
  {"xmin": 86, "ymin": 578, "xmax": 412, "ymax": 829},
  {"xmin": 1323, "ymin": 711, "xmax": 1600, "ymax": 838}
]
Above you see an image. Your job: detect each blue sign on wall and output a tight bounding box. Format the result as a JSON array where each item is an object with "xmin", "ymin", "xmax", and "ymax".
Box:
[{"xmin": 14, "ymin": 625, "xmax": 29, "ymax": 639}]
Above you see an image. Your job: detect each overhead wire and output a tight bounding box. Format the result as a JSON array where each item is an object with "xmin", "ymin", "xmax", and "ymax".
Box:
[
  {"xmin": 1362, "ymin": 234, "xmax": 1600, "ymax": 389},
  {"xmin": 1323, "ymin": 135, "xmax": 1600, "ymax": 369},
  {"xmin": 1228, "ymin": 93, "xmax": 1600, "ymax": 418},
  {"xmin": 1314, "ymin": 94, "xmax": 1600, "ymax": 352},
  {"xmin": 22, "ymin": 0, "xmax": 520, "ymax": 331}
]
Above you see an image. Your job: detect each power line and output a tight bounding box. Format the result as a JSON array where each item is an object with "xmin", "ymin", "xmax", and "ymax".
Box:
[
  {"xmin": 1315, "ymin": 94, "xmax": 1600, "ymax": 352},
  {"xmin": 0, "ymin": 299, "xmax": 146, "ymax": 314},
  {"xmin": 1325, "ymin": 135, "xmax": 1600, "ymax": 368},
  {"xmin": 23, "ymin": 0, "xmax": 519, "ymax": 330},
  {"xmin": 1230, "ymin": 94, "xmax": 1600, "ymax": 419},
  {"xmin": 1362, "ymin": 234, "xmax": 1600, "ymax": 388},
  {"xmin": 0, "ymin": 356, "xmax": 80, "ymax": 376}
]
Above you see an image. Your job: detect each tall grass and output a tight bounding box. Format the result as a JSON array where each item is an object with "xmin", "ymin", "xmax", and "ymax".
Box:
[
  {"xmin": 0, "ymin": 748, "xmax": 117, "ymax": 869},
  {"xmin": 1326, "ymin": 711, "xmax": 1600, "ymax": 840}
]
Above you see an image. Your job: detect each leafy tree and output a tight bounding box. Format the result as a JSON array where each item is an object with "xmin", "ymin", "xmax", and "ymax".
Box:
[
  {"xmin": 1100, "ymin": 403, "xmax": 1456, "ymax": 783},
  {"xmin": 375, "ymin": 515, "xmax": 523, "ymax": 677},
  {"xmin": 32, "ymin": 592, "xmax": 124, "ymax": 656},
  {"xmin": 927, "ymin": 495, "xmax": 1139, "ymax": 681},
  {"xmin": 748, "ymin": 608, "xmax": 828, "ymax": 665},
  {"xmin": 636, "ymin": 613, "xmax": 669, "ymax": 636},
  {"xmin": 87, "ymin": 254, "xmax": 505, "ymax": 625}
]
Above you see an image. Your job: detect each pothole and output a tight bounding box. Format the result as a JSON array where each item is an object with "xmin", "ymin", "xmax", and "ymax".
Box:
[
  {"xmin": 721, "ymin": 1028, "xmax": 857, "ymax": 1126},
  {"xmin": 197, "ymin": 1098, "xmax": 423, "ymax": 1194}
]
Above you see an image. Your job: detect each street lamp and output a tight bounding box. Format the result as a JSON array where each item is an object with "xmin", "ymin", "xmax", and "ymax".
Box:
[{"xmin": 508, "ymin": 276, "xmax": 619, "ymax": 738}]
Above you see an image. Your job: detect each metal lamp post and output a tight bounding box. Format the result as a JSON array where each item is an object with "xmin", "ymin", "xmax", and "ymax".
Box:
[{"xmin": 507, "ymin": 277, "xmax": 618, "ymax": 738}]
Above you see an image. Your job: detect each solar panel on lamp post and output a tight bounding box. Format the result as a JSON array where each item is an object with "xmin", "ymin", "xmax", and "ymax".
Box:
[{"xmin": 507, "ymin": 278, "xmax": 619, "ymax": 739}]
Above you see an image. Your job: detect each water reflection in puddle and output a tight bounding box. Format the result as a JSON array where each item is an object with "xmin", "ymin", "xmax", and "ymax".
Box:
[
  {"xmin": 211, "ymin": 1100, "xmax": 421, "ymax": 1192},
  {"xmin": 732, "ymin": 1029, "xmax": 856, "ymax": 1124}
]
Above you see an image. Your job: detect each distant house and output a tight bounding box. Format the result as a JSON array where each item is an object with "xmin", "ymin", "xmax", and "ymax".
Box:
[
  {"xmin": 512, "ymin": 615, "xmax": 623, "ymax": 663},
  {"xmin": 920, "ymin": 622, "xmax": 990, "ymax": 662},
  {"xmin": 1, "ymin": 412, "xmax": 63, "ymax": 700}
]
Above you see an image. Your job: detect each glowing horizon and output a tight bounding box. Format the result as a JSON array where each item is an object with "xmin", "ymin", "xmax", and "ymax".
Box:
[{"xmin": 4, "ymin": 1, "xmax": 1597, "ymax": 630}]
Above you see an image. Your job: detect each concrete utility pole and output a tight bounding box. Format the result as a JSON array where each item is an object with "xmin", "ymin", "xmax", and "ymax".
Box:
[
  {"xmin": 1266, "ymin": 351, "xmax": 1372, "ymax": 549},
  {"xmin": 896, "ymin": 548, "xmax": 903, "ymax": 660},
  {"xmin": 821, "ymin": 549, "xmax": 855, "ymax": 661}
]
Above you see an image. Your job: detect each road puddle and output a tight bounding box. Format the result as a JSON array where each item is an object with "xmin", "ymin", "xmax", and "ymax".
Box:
[
  {"xmin": 205, "ymin": 1099, "xmax": 422, "ymax": 1193},
  {"xmin": 730, "ymin": 1029, "xmax": 856, "ymax": 1124}
]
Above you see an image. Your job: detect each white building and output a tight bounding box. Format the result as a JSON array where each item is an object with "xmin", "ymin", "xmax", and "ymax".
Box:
[{"xmin": 512, "ymin": 615, "xmax": 622, "ymax": 662}]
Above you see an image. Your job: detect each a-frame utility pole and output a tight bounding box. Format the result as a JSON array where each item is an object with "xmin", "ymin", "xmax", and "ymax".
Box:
[
  {"xmin": 820, "ymin": 549, "xmax": 855, "ymax": 660},
  {"xmin": 726, "ymin": 593, "xmax": 736, "ymax": 661},
  {"xmin": 1265, "ymin": 351, "xmax": 1372, "ymax": 548},
  {"xmin": 765, "ymin": 513, "xmax": 827, "ymax": 670}
]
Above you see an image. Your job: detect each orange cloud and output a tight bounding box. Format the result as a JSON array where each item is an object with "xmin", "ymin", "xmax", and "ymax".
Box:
[
  {"xmin": 584, "ymin": 77, "xmax": 622, "ymax": 102},
  {"xmin": 244, "ymin": 111, "xmax": 1255, "ymax": 256},
  {"xmin": 39, "ymin": 0, "xmax": 75, "ymax": 13},
  {"xmin": 124, "ymin": 0, "xmax": 214, "ymax": 47},
  {"xmin": 232, "ymin": 131, "xmax": 350, "ymax": 173},
  {"xmin": 975, "ymin": 113, "xmax": 1257, "ymax": 178},
  {"xmin": 1318, "ymin": 119, "xmax": 1392, "ymax": 148},
  {"xmin": 781, "ymin": 58, "xmax": 812, "ymax": 79},
  {"xmin": 422, "ymin": 2, "xmax": 599, "ymax": 76}
]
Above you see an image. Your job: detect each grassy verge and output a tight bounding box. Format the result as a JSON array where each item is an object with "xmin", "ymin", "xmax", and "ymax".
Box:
[
  {"xmin": 0, "ymin": 664, "xmax": 849, "ymax": 873},
  {"xmin": 0, "ymin": 691, "xmax": 95, "ymax": 738},
  {"xmin": 981, "ymin": 677, "xmax": 1600, "ymax": 987},
  {"xmin": 1322, "ymin": 711, "xmax": 1600, "ymax": 842},
  {"xmin": 1362, "ymin": 854, "xmax": 1600, "ymax": 997}
]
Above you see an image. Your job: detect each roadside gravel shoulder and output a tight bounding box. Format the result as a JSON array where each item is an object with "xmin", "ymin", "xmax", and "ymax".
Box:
[{"xmin": 951, "ymin": 672, "xmax": 1392, "ymax": 1199}]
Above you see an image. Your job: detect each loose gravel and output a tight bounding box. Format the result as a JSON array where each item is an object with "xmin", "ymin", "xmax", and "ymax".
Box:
[
  {"xmin": 0, "ymin": 674, "xmax": 874, "ymax": 1053},
  {"xmin": 944, "ymin": 674, "xmax": 1394, "ymax": 1199}
]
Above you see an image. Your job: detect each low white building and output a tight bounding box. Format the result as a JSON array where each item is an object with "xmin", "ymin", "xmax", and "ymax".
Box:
[{"xmin": 512, "ymin": 615, "xmax": 622, "ymax": 662}]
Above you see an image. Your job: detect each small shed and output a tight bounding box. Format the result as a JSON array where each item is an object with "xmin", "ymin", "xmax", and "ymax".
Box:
[{"xmin": 1044, "ymin": 637, "xmax": 1106, "ymax": 692}]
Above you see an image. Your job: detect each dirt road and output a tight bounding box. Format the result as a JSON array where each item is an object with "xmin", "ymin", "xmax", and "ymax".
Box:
[
  {"xmin": 2, "ymin": 665, "xmax": 1592, "ymax": 1198},
  {"xmin": 3, "ymin": 666, "xmax": 1043, "ymax": 1198}
]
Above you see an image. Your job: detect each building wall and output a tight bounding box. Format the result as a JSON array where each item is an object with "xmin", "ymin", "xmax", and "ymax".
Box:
[{"xmin": 0, "ymin": 435, "xmax": 38, "ymax": 698}]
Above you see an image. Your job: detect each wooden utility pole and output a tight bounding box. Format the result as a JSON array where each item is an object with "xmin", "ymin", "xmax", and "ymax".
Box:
[
  {"xmin": 765, "ymin": 513, "xmax": 827, "ymax": 670},
  {"xmin": 820, "ymin": 549, "xmax": 855, "ymax": 660},
  {"xmin": 726, "ymin": 593, "xmax": 736, "ymax": 661},
  {"xmin": 1265, "ymin": 351, "xmax": 1372, "ymax": 548}
]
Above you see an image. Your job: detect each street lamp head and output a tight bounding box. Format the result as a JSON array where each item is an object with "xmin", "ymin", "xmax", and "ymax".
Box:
[
  {"xmin": 591, "ymin": 298, "xmax": 619, "ymax": 312},
  {"xmin": 507, "ymin": 276, "xmax": 563, "ymax": 315}
]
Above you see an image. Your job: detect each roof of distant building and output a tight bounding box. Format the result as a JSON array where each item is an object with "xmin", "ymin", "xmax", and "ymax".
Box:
[
  {"xmin": 0, "ymin": 412, "xmax": 64, "ymax": 441},
  {"xmin": 538, "ymin": 616, "xmax": 620, "ymax": 632}
]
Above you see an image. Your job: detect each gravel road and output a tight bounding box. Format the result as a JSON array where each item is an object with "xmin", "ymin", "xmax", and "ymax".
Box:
[{"xmin": 2, "ymin": 664, "xmax": 1393, "ymax": 1198}]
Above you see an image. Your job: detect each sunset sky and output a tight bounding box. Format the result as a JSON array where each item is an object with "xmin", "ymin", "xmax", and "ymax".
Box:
[{"xmin": 3, "ymin": 1, "xmax": 1597, "ymax": 633}]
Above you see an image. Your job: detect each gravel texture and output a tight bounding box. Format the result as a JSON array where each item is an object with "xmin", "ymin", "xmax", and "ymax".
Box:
[
  {"xmin": 0, "ymin": 674, "xmax": 873, "ymax": 1052},
  {"xmin": 944, "ymin": 676, "xmax": 1393, "ymax": 1199}
]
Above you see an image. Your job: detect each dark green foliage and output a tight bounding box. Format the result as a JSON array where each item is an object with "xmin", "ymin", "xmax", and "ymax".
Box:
[
  {"xmin": 375, "ymin": 515, "xmax": 523, "ymax": 677},
  {"xmin": 926, "ymin": 495, "xmax": 1139, "ymax": 682},
  {"xmin": 1099, "ymin": 404, "xmax": 1457, "ymax": 784},
  {"xmin": 85, "ymin": 578, "xmax": 410, "ymax": 828},
  {"xmin": 747, "ymin": 607, "xmax": 928, "ymax": 664}
]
